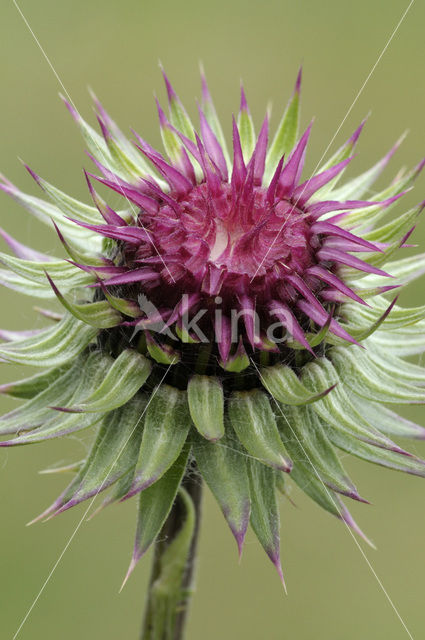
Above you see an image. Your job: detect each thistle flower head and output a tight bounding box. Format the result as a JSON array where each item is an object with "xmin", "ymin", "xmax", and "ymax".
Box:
[{"xmin": 1, "ymin": 69, "xmax": 425, "ymax": 582}]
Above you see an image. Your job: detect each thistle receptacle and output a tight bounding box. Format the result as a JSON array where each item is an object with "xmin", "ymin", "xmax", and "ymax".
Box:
[{"xmin": 1, "ymin": 68, "xmax": 425, "ymax": 630}]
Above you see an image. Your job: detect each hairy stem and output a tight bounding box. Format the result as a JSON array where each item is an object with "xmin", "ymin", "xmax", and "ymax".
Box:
[{"xmin": 140, "ymin": 466, "xmax": 203, "ymax": 640}]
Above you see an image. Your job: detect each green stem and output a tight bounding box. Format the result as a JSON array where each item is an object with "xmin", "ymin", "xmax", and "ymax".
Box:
[{"xmin": 140, "ymin": 468, "xmax": 203, "ymax": 640}]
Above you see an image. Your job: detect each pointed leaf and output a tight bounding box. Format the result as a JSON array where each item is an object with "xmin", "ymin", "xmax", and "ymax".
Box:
[
  {"xmin": 228, "ymin": 389, "xmax": 292, "ymax": 472},
  {"xmin": 276, "ymin": 404, "xmax": 363, "ymax": 501},
  {"xmin": 49, "ymin": 395, "xmax": 148, "ymax": 515},
  {"xmin": 330, "ymin": 346, "xmax": 425, "ymax": 404},
  {"xmin": 131, "ymin": 446, "xmax": 189, "ymax": 563},
  {"xmin": 248, "ymin": 459, "xmax": 284, "ymax": 584},
  {"xmin": 0, "ymin": 365, "xmax": 70, "ymax": 399},
  {"xmin": 187, "ymin": 375, "xmax": 224, "ymax": 441},
  {"xmin": 265, "ymin": 71, "xmax": 301, "ymax": 182},
  {"xmin": 193, "ymin": 428, "xmax": 250, "ymax": 554},
  {"xmin": 260, "ymin": 363, "xmax": 335, "ymax": 405},
  {"xmin": 65, "ymin": 349, "xmax": 151, "ymax": 413},
  {"xmin": 0, "ymin": 315, "xmax": 98, "ymax": 367},
  {"xmin": 126, "ymin": 384, "xmax": 191, "ymax": 497}
]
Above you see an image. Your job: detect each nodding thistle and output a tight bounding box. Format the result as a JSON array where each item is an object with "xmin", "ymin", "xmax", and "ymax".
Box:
[{"xmin": 1, "ymin": 68, "xmax": 425, "ymax": 627}]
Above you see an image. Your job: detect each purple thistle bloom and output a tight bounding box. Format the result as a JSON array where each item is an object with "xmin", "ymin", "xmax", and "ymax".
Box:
[{"xmin": 1, "ymin": 69, "xmax": 425, "ymax": 592}]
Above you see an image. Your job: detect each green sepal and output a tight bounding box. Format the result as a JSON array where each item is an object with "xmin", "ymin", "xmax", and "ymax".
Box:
[
  {"xmin": 175, "ymin": 322, "xmax": 201, "ymax": 344},
  {"xmin": 193, "ymin": 428, "xmax": 250, "ymax": 554},
  {"xmin": 228, "ymin": 389, "xmax": 292, "ymax": 472},
  {"xmin": 260, "ymin": 363, "xmax": 335, "ymax": 405},
  {"xmin": 330, "ymin": 134, "xmax": 406, "ymax": 202},
  {"xmin": 33, "ymin": 174, "xmax": 102, "ymax": 224},
  {"xmin": 330, "ymin": 346, "xmax": 425, "ymax": 404},
  {"xmin": 302, "ymin": 358, "xmax": 406, "ymax": 450},
  {"xmin": 1, "ymin": 351, "xmax": 113, "ymax": 444},
  {"xmin": 0, "ymin": 315, "xmax": 98, "ymax": 368},
  {"xmin": 265, "ymin": 80, "xmax": 300, "ymax": 183},
  {"xmin": 145, "ymin": 333, "xmax": 181, "ymax": 365},
  {"xmin": 247, "ymin": 459, "xmax": 284, "ymax": 585},
  {"xmin": 371, "ymin": 322, "xmax": 425, "ymax": 356},
  {"xmin": 200, "ymin": 71, "xmax": 231, "ymax": 170},
  {"xmin": 128, "ymin": 385, "xmax": 191, "ymax": 496},
  {"xmin": 0, "ymin": 252, "xmax": 94, "ymax": 289},
  {"xmin": 0, "ymin": 353, "xmax": 87, "ymax": 435},
  {"xmin": 42, "ymin": 395, "xmax": 148, "ymax": 517},
  {"xmin": 362, "ymin": 204, "xmax": 421, "ymax": 245},
  {"xmin": 343, "ymin": 299, "xmax": 425, "ymax": 333},
  {"xmin": 328, "ymin": 425, "xmax": 425, "ymax": 479},
  {"xmin": 350, "ymin": 395, "xmax": 425, "ymax": 440},
  {"xmin": 237, "ymin": 106, "xmax": 255, "ymax": 162},
  {"xmin": 2, "ymin": 184, "xmax": 101, "ymax": 251},
  {"xmin": 100, "ymin": 286, "xmax": 141, "ymax": 318},
  {"xmin": 166, "ymin": 87, "xmax": 196, "ymax": 143},
  {"xmin": 127, "ymin": 446, "xmax": 189, "ymax": 568},
  {"xmin": 65, "ymin": 349, "xmax": 151, "ymax": 413},
  {"xmin": 288, "ymin": 462, "xmax": 373, "ymax": 545},
  {"xmin": 0, "ymin": 365, "xmax": 70, "ymax": 399},
  {"xmin": 219, "ymin": 338, "xmax": 250, "ymax": 372},
  {"xmin": 47, "ymin": 274, "xmax": 122, "ymax": 329},
  {"xmin": 276, "ymin": 404, "xmax": 362, "ymax": 501},
  {"xmin": 0, "ymin": 269, "xmax": 57, "ymax": 298},
  {"xmin": 187, "ymin": 375, "xmax": 225, "ymax": 441},
  {"xmin": 314, "ymin": 123, "xmax": 364, "ymax": 198}
]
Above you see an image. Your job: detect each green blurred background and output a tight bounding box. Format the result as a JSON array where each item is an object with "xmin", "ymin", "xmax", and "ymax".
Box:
[{"xmin": 1, "ymin": 0, "xmax": 424, "ymax": 638}]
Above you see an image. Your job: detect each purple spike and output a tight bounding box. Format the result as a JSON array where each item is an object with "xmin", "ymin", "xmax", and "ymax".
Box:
[
  {"xmin": 155, "ymin": 97, "xmax": 168, "ymax": 129},
  {"xmin": 248, "ymin": 115, "xmax": 269, "ymax": 185},
  {"xmin": 140, "ymin": 178, "xmax": 181, "ymax": 215},
  {"xmin": 194, "ymin": 133, "xmax": 222, "ymax": 195},
  {"xmin": 338, "ymin": 499, "xmax": 376, "ymax": 549},
  {"xmin": 88, "ymin": 173, "xmax": 159, "ymax": 215},
  {"xmin": 135, "ymin": 145, "xmax": 192, "ymax": 196},
  {"xmin": 60, "ymin": 94, "xmax": 80, "ymax": 124},
  {"xmin": 201, "ymin": 263, "xmax": 227, "ymax": 296},
  {"xmin": 84, "ymin": 171, "xmax": 127, "ymax": 226},
  {"xmin": 200, "ymin": 65, "xmax": 212, "ymax": 105},
  {"xmin": 297, "ymin": 299, "xmax": 359, "ymax": 345},
  {"xmin": 215, "ymin": 313, "xmax": 232, "ymax": 363},
  {"xmin": 311, "ymin": 221, "xmax": 381, "ymax": 252},
  {"xmin": 347, "ymin": 117, "xmax": 368, "ymax": 148},
  {"xmin": 238, "ymin": 295, "xmax": 258, "ymax": 348},
  {"xmin": 179, "ymin": 147, "xmax": 196, "ymax": 184},
  {"xmin": 0, "ymin": 227, "xmax": 54, "ymax": 262},
  {"xmin": 69, "ymin": 218, "xmax": 152, "ymax": 245},
  {"xmin": 96, "ymin": 113, "xmax": 112, "ymax": 144},
  {"xmin": 278, "ymin": 122, "xmax": 313, "ymax": 196},
  {"xmin": 156, "ymin": 99, "xmax": 197, "ymax": 183},
  {"xmin": 231, "ymin": 116, "xmax": 247, "ymax": 190},
  {"xmin": 161, "ymin": 68, "xmax": 180, "ymax": 107},
  {"xmin": 239, "ymin": 84, "xmax": 249, "ymax": 113},
  {"xmin": 294, "ymin": 66, "xmax": 302, "ymax": 94},
  {"xmin": 307, "ymin": 198, "xmax": 377, "ymax": 218},
  {"xmin": 293, "ymin": 156, "xmax": 353, "ymax": 206},
  {"xmin": 131, "ymin": 131, "xmax": 166, "ymax": 163},
  {"xmin": 89, "ymin": 268, "xmax": 159, "ymax": 287},
  {"xmin": 285, "ymin": 273, "xmax": 359, "ymax": 345},
  {"xmin": 67, "ymin": 259, "xmax": 125, "ymax": 276},
  {"xmin": 322, "ymin": 238, "xmax": 382, "ymax": 254},
  {"xmin": 266, "ymin": 155, "xmax": 285, "ymax": 205},
  {"xmin": 198, "ymin": 106, "xmax": 228, "ymax": 180},
  {"xmin": 316, "ymin": 247, "xmax": 392, "ymax": 277},
  {"xmin": 307, "ymin": 266, "xmax": 367, "ymax": 306},
  {"xmin": 268, "ymin": 300, "xmax": 314, "ymax": 354}
]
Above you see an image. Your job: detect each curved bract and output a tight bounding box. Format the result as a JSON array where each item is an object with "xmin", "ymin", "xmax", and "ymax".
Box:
[{"xmin": 1, "ymin": 69, "xmax": 425, "ymax": 582}]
